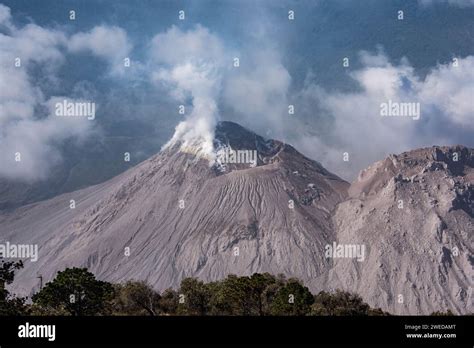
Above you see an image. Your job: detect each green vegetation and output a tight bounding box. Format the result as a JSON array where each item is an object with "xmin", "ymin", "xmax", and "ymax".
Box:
[
  {"xmin": 4, "ymin": 264, "xmax": 456, "ymax": 316},
  {"xmin": 311, "ymin": 290, "xmax": 387, "ymax": 316},
  {"xmin": 430, "ymin": 310, "xmax": 455, "ymax": 316},
  {"xmin": 111, "ymin": 280, "xmax": 162, "ymax": 315},
  {"xmin": 0, "ymin": 259, "xmax": 28, "ymax": 315},
  {"xmin": 32, "ymin": 267, "xmax": 114, "ymax": 315}
]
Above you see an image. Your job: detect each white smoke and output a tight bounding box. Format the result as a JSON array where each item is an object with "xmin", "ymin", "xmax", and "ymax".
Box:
[{"xmin": 150, "ymin": 25, "xmax": 228, "ymax": 163}]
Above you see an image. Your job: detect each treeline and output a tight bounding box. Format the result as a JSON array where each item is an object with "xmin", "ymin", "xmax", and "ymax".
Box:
[{"xmin": 0, "ymin": 260, "xmax": 453, "ymax": 316}]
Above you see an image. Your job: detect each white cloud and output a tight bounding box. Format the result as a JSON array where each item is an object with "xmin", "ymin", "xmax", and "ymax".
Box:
[
  {"xmin": 0, "ymin": 3, "xmax": 12, "ymax": 29},
  {"xmin": 292, "ymin": 53, "xmax": 474, "ymax": 180},
  {"xmin": 0, "ymin": 103, "xmax": 93, "ymax": 180},
  {"xmin": 150, "ymin": 25, "xmax": 224, "ymax": 66},
  {"xmin": 219, "ymin": 45, "xmax": 473, "ymax": 181},
  {"xmin": 222, "ymin": 48, "xmax": 291, "ymax": 139},
  {"xmin": 68, "ymin": 25, "xmax": 132, "ymax": 75},
  {"xmin": 13, "ymin": 24, "xmax": 67, "ymax": 63},
  {"xmin": 0, "ymin": 6, "xmax": 94, "ymax": 181},
  {"xmin": 0, "ymin": 6, "xmax": 134, "ymax": 181},
  {"xmin": 419, "ymin": 56, "xmax": 474, "ymax": 128}
]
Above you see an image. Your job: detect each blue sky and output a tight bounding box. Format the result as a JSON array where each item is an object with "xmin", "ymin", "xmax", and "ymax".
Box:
[{"xmin": 1, "ymin": 0, "xmax": 473, "ymax": 184}]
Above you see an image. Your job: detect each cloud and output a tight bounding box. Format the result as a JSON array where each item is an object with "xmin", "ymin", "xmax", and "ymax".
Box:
[
  {"xmin": 0, "ymin": 3, "xmax": 12, "ymax": 29},
  {"xmin": 150, "ymin": 25, "xmax": 228, "ymax": 162},
  {"xmin": 222, "ymin": 48, "xmax": 291, "ymax": 139},
  {"xmin": 291, "ymin": 52, "xmax": 474, "ymax": 180},
  {"xmin": 150, "ymin": 25, "xmax": 225, "ymax": 66},
  {"xmin": 3, "ymin": 23, "xmax": 66, "ymax": 64},
  {"xmin": 0, "ymin": 102, "xmax": 93, "ymax": 181},
  {"xmin": 68, "ymin": 25, "xmax": 132, "ymax": 75},
  {"xmin": 218, "ymin": 45, "xmax": 473, "ymax": 181},
  {"xmin": 0, "ymin": 6, "xmax": 94, "ymax": 181},
  {"xmin": 418, "ymin": 56, "xmax": 474, "ymax": 128}
]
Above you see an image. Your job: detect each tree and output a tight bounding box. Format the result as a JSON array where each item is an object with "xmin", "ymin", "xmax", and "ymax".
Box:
[
  {"xmin": 248, "ymin": 273, "xmax": 277, "ymax": 315},
  {"xmin": 112, "ymin": 280, "xmax": 161, "ymax": 316},
  {"xmin": 32, "ymin": 267, "xmax": 114, "ymax": 316},
  {"xmin": 158, "ymin": 288, "xmax": 179, "ymax": 315},
  {"xmin": 310, "ymin": 290, "xmax": 386, "ymax": 316},
  {"xmin": 208, "ymin": 273, "xmax": 283, "ymax": 315},
  {"xmin": 0, "ymin": 259, "xmax": 28, "ymax": 315},
  {"xmin": 430, "ymin": 310, "xmax": 454, "ymax": 316},
  {"xmin": 210, "ymin": 275, "xmax": 256, "ymax": 315},
  {"xmin": 256, "ymin": 273, "xmax": 290, "ymax": 315},
  {"xmin": 269, "ymin": 278, "xmax": 314, "ymax": 315},
  {"xmin": 177, "ymin": 278, "xmax": 212, "ymax": 315}
]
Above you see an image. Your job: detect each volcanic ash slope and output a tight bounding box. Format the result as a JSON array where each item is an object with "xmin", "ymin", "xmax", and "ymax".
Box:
[
  {"xmin": 2, "ymin": 122, "xmax": 348, "ymax": 296},
  {"xmin": 330, "ymin": 146, "xmax": 474, "ymax": 314}
]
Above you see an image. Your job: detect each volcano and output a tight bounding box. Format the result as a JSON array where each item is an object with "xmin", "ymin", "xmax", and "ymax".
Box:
[
  {"xmin": 1, "ymin": 122, "xmax": 348, "ymax": 297},
  {"xmin": 1, "ymin": 122, "xmax": 472, "ymax": 314}
]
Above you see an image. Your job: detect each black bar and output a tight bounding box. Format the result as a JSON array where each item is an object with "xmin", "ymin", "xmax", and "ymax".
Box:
[{"xmin": 0, "ymin": 315, "xmax": 472, "ymax": 346}]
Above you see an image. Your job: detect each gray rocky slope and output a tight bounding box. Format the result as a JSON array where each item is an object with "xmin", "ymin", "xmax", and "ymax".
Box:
[
  {"xmin": 1, "ymin": 122, "xmax": 472, "ymax": 314},
  {"xmin": 330, "ymin": 146, "xmax": 473, "ymax": 314}
]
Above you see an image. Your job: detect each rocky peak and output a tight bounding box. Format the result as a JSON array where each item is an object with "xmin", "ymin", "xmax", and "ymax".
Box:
[{"xmin": 351, "ymin": 145, "xmax": 474, "ymax": 198}]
